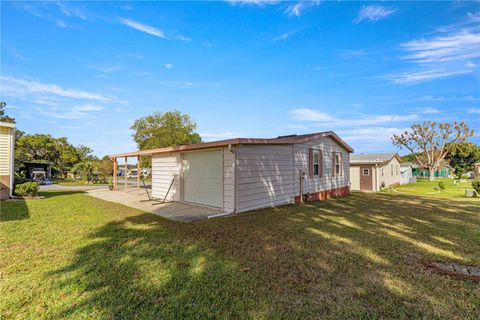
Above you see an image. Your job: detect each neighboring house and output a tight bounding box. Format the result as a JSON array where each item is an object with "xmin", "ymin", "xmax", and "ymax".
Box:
[
  {"xmin": 349, "ymin": 153, "xmax": 401, "ymax": 192},
  {"xmin": 400, "ymin": 162, "xmax": 416, "ymax": 185},
  {"xmin": 0, "ymin": 122, "xmax": 15, "ymax": 200},
  {"xmin": 474, "ymin": 163, "xmax": 480, "ymax": 179},
  {"xmin": 412, "ymin": 164, "xmax": 453, "ymax": 178},
  {"xmin": 110, "ymin": 131, "xmax": 354, "ymax": 213}
]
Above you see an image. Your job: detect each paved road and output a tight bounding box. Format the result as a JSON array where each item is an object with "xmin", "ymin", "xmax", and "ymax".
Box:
[{"xmin": 39, "ymin": 184, "xmax": 109, "ymax": 191}]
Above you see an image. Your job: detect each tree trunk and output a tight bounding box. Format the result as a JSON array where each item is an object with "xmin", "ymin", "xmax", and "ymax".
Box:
[{"xmin": 428, "ymin": 167, "xmax": 436, "ymax": 181}]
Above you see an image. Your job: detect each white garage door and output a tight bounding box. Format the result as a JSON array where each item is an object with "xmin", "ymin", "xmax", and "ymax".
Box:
[{"xmin": 183, "ymin": 149, "xmax": 223, "ymax": 208}]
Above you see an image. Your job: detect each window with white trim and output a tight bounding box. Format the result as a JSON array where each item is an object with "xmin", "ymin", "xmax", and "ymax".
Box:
[
  {"xmin": 335, "ymin": 153, "xmax": 341, "ymax": 176},
  {"xmin": 313, "ymin": 150, "xmax": 320, "ymax": 176},
  {"xmin": 391, "ymin": 164, "xmax": 394, "ymax": 176},
  {"xmin": 363, "ymin": 168, "xmax": 370, "ymax": 175},
  {"xmin": 381, "ymin": 168, "xmax": 384, "ymax": 177}
]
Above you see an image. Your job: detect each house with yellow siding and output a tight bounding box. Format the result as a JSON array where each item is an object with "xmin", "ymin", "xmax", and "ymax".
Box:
[{"xmin": 0, "ymin": 122, "xmax": 15, "ymax": 200}]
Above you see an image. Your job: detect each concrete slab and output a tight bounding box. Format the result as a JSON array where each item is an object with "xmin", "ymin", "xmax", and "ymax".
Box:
[{"xmin": 87, "ymin": 189, "xmax": 222, "ymax": 222}]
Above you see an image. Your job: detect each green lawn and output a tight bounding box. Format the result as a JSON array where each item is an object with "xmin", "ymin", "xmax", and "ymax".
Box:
[
  {"xmin": 1, "ymin": 192, "xmax": 479, "ymax": 319},
  {"xmin": 394, "ymin": 178, "xmax": 479, "ymax": 200}
]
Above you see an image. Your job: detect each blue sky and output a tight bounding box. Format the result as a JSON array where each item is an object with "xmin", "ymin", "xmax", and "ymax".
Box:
[{"xmin": 1, "ymin": 1, "xmax": 479, "ymax": 157}]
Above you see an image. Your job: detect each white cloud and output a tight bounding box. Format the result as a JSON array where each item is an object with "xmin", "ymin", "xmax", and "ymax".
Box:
[
  {"xmin": 272, "ymin": 30, "xmax": 297, "ymax": 42},
  {"xmin": 175, "ymin": 35, "xmax": 191, "ymax": 41},
  {"xmin": 387, "ymin": 14, "xmax": 480, "ymax": 85},
  {"xmin": 0, "ymin": 76, "xmax": 114, "ymax": 102},
  {"xmin": 36, "ymin": 104, "xmax": 104, "ymax": 119},
  {"xmin": 353, "ymin": 5, "xmax": 396, "ymax": 24},
  {"xmin": 284, "ymin": 1, "xmax": 320, "ymax": 17},
  {"xmin": 289, "ymin": 108, "xmax": 336, "ymax": 122},
  {"xmin": 118, "ymin": 17, "xmax": 166, "ymax": 39},
  {"xmin": 165, "ymin": 63, "xmax": 174, "ymax": 69},
  {"xmin": 289, "ymin": 108, "xmax": 417, "ymax": 127},
  {"xmin": 401, "ymin": 30, "xmax": 480, "ymax": 64},
  {"xmin": 226, "ymin": 0, "xmax": 278, "ymax": 6},
  {"xmin": 388, "ymin": 69, "xmax": 471, "ymax": 84},
  {"xmin": 468, "ymin": 107, "xmax": 480, "ymax": 114},
  {"xmin": 157, "ymin": 80, "xmax": 221, "ymax": 89},
  {"xmin": 422, "ymin": 107, "xmax": 440, "ymax": 114},
  {"xmin": 88, "ymin": 65, "xmax": 122, "ymax": 73}
]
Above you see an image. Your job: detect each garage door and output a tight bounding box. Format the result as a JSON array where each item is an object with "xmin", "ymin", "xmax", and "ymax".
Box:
[{"xmin": 183, "ymin": 149, "xmax": 223, "ymax": 208}]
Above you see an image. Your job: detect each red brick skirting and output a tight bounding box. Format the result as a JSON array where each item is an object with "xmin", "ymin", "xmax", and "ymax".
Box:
[{"xmin": 294, "ymin": 186, "xmax": 350, "ymax": 204}]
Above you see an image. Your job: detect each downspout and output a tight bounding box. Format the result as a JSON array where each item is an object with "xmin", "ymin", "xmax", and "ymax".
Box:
[{"xmin": 9, "ymin": 126, "xmax": 15, "ymax": 198}]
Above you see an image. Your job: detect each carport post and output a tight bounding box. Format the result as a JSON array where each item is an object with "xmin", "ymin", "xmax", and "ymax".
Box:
[
  {"xmin": 113, "ymin": 158, "xmax": 117, "ymax": 191},
  {"xmin": 125, "ymin": 156, "xmax": 128, "ymax": 192},
  {"xmin": 137, "ymin": 155, "xmax": 140, "ymax": 194}
]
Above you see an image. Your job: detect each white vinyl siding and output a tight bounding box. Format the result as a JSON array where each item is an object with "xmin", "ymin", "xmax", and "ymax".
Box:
[
  {"xmin": 151, "ymin": 153, "xmax": 181, "ymax": 201},
  {"xmin": 294, "ymin": 136, "xmax": 350, "ymax": 195},
  {"xmin": 0, "ymin": 126, "xmax": 13, "ymax": 176},
  {"xmin": 182, "ymin": 149, "xmax": 223, "ymax": 208},
  {"xmin": 236, "ymin": 145, "xmax": 294, "ymax": 213}
]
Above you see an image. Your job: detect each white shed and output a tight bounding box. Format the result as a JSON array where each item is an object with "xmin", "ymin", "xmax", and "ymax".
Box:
[
  {"xmin": 110, "ymin": 131, "xmax": 354, "ymax": 214},
  {"xmin": 0, "ymin": 122, "xmax": 15, "ymax": 200}
]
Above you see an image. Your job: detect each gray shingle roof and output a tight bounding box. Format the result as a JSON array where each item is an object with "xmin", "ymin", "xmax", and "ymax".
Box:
[{"xmin": 350, "ymin": 153, "xmax": 397, "ymax": 164}]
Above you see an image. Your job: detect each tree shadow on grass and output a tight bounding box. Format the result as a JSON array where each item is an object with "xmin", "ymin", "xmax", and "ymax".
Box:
[{"xmin": 45, "ymin": 192, "xmax": 479, "ymax": 319}]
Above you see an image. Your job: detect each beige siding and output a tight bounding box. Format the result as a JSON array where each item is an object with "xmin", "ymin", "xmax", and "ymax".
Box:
[
  {"xmin": 378, "ymin": 157, "xmax": 401, "ymax": 189},
  {"xmin": 223, "ymin": 147, "xmax": 235, "ymax": 213},
  {"xmin": 0, "ymin": 126, "xmax": 13, "ymax": 176},
  {"xmin": 151, "ymin": 152, "xmax": 181, "ymax": 201},
  {"xmin": 350, "ymin": 166, "xmax": 361, "ymax": 191},
  {"xmin": 236, "ymin": 145, "xmax": 294, "ymax": 213},
  {"xmin": 294, "ymin": 136, "xmax": 350, "ymax": 195}
]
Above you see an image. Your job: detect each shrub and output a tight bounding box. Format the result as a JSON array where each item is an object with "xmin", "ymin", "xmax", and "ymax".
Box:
[
  {"xmin": 472, "ymin": 180, "xmax": 480, "ymax": 194},
  {"xmin": 15, "ymin": 182, "xmax": 39, "ymax": 197},
  {"xmin": 438, "ymin": 181, "xmax": 446, "ymax": 190}
]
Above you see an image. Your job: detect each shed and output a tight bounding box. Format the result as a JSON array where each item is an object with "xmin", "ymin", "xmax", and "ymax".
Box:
[
  {"xmin": 400, "ymin": 162, "xmax": 415, "ymax": 185},
  {"xmin": 0, "ymin": 122, "xmax": 15, "ymax": 200},
  {"xmin": 349, "ymin": 153, "xmax": 401, "ymax": 191},
  {"xmin": 109, "ymin": 131, "xmax": 354, "ymax": 214}
]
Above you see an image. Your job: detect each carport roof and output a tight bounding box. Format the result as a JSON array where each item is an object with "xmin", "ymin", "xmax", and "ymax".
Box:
[{"xmin": 109, "ymin": 131, "xmax": 354, "ymax": 158}]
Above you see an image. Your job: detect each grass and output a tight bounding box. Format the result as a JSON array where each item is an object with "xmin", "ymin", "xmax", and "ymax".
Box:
[
  {"xmin": 393, "ymin": 178, "xmax": 479, "ymax": 200},
  {"xmin": 1, "ymin": 192, "xmax": 479, "ymax": 319}
]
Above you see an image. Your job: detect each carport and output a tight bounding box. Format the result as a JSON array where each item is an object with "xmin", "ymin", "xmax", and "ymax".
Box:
[{"xmin": 108, "ymin": 145, "xmax": 229, "ymax": 220}]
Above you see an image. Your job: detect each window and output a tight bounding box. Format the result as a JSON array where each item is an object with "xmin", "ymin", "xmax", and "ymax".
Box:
[
  {"xmin": 363, "ymin": 168, "xmax": 370, "ymax": 176},
  {"xmin": 335, "ymin": 153, "xmax": 341, "ymax": 176},
  {"xmin": 396, "ymin": 165, "xmax": 399, "ymax": 176},
  {"xmin": 381, "ymin": 168, "xmax": 384, "ymax": 177},
  {"xmin": 313, "ymin": 150, "xmax": 320, "ymax": 176},
  {"xmin": 391, "ymin": 164, "xmax": 394, "ymax": 176}
]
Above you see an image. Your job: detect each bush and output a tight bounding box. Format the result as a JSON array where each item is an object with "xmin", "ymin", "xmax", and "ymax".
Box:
[
  {"xmin": 472, "ymin": 180, "xmax": 480, "ymax": 194},
  {"xmin": 438, "ymin": 181, "xmax": 446, "ymax": 190},
  {"xmin": 15, "ymin": 182, "xmax": 39, "ymax": 197}
]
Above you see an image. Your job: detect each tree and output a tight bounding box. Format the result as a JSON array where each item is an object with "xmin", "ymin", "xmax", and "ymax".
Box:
[
  {"xmin": 56, "ymin": 138, "xmax": 80, "ymax": 178},
  {"xmin": 0, "ymin": 102, "xmax": 15, "ymax": 123},
  {"xmin": 15, "ymin": 134, "xmax": 94, "ymax": 178},
  {"xmin": 392, "ymin": 121, "xmax": 474, "ymax": 181},
  {"xmin": 445, "ymin": 142, "xmax": 480, "ymax": 178},
  {"xmin": 130, "ymin": 110, "xmax": 202, "ymax": 167},
  {"xmin": 94, "ymin": 156, "xmax": 113, "ymax": 182},
  {"xmin": 76, "ymin": 145, "xmax": 97, "ymax": 162},
  {"xmin": 71, "ymin": 161, "xmax": 95, "ymax": 183}
]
